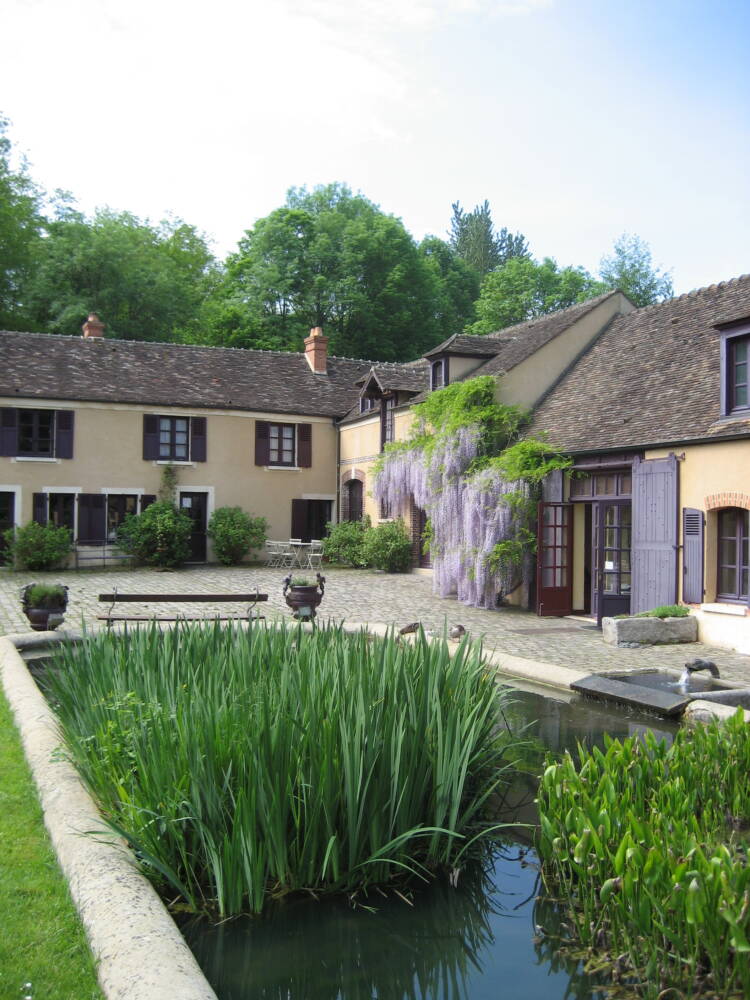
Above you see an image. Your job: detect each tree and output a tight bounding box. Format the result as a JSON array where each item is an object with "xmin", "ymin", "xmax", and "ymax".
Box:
[
  {"xmin": 599, "ymin": 233, "xmax": 673, "ymax": 307},
  {"xmin": 0, "ymin": 115, "xmax": 44, "ymax": 329},
  {"xmin": 24, "ymin": 204, "xmax": 217, "ymax": 341},
  {"xmin": 418, "ymin": 236, "xmax": 479, "ymax": 342},
  {"xmin": 204, "ymin": 184, "xmax": 444, "ymax": 361},
  {"xmin": 469, "ymin": 256, "xmax": 606, "ymax": 334},
  {"xmin": 449, "ymin": 200, "xmax": 528, "ymax": 277}
]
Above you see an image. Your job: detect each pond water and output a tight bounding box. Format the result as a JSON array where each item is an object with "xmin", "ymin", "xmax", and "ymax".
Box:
[{"xmin": 180, "ymin": 685, "xmax": 677, "ymax": 1000}]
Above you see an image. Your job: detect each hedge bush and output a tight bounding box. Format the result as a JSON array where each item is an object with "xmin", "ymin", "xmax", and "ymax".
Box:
[
  {"xmin": 3, "ymin": 521, "xmax": 73, "ymax": 570},
  {"xmin": 116, "ymin": 501, "xmax": 193, "ymax": 568},
  {"xmin": 322, "ymin": 518, "xmax": 370, "ymax": 567},
  {"xmin": 207, "ymin": 507, "xmax": 268, "ymax": 565},
  {"xmin": 362, "ymin": 519, "xmax": 413, "ymax": 573}
]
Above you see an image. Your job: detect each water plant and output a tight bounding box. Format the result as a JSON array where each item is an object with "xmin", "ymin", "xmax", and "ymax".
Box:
[
  {"xmin": 48, "ymin": 623, "xmax": 520, "ymax": 917},
  {"xmin": 537, "ymin": 714, "xmax": 750, "ymax": 998}
]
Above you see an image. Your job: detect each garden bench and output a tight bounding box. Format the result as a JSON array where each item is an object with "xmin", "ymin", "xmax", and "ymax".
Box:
[{"xmin": 97, "ymin": 587, "xmax": 268, "ymax": 626}]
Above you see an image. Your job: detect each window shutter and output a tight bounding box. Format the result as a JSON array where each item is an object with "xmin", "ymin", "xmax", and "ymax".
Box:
[
  {"xmin": 291, "ymin": 499, "xmax": 308, "ymax": 541},
  {"xmin": 630, "ymin": 455, "xmax": 678, "ymax": 613},
  {"xmin": 190, "ymin": 416, "xmax": 207, "ymax": 462},
  {"xmin": 0, "ymin": 408, "xmax": 17, "ymax": 456},
  {"xmin": 33, "ymin": 493, "xmax": 47, "ymax": 525},
  {"xmin": 141, "ymin": 494, "xmax": 156, "ymax": 512},
  {"xmin": 55, "ymin": 410, "xmax": 74, "ymax": 459},
  {"xmin": 542, "ymin": 468, "xmax": 564, "ymax": 503},
  {"xmin": 255, "ymin": 421, "xmax": 270, "ymax": 466},
  {"xmin": 143, "ymin": 415, "xmax": 159, "ymax": 460},
  {"xmin": 682, "ymin": 507, "xmax": 704, "ymax": 604},
  {"xmin": 297, "ymin": 423, "xmax": 312, "ymax": 468},
  {"xmin": 77, "ymin": 494, "xmax": 106, "ymax": 544}
]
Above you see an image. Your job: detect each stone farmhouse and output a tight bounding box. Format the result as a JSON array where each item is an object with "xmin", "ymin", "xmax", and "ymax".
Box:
[{"xmin": 1, "ymin": 274, "xmax": 749, "ymax": 653}]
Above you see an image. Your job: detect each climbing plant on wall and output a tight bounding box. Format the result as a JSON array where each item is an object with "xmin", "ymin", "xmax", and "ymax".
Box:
[{"xmin": 372, "ymin": 377, "xmax": 571, "ymax": 609}]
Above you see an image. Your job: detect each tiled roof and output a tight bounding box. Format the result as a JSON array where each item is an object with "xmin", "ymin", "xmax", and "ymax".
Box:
[
  {"xmin": 527, "ymin": 275, "xmax": 750, "ymax": 453},
  {"xmin": 341, "ymin": 360, "xmax": 430, "ymax": 424},
  {"xmin": 424, "ymin": 334, "xmax": 504, "ymax": 359},
  {"xmin": 0, "ymin": 331, "xmax": 372, "ymax": 418},
  {"xmin": 472, "ymin": 291, "xmax": 621, "ymax": 377}
]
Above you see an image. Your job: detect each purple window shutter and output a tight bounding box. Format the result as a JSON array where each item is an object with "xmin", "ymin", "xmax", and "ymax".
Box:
[
  {"xmin": 77, "ymin": 494, "xmax": 106, "ymax": 544},
  {"xmin": 682, "ymin": 508, "xmax": 704, "ymax": 604},
  {"xmin": 255, "ymin": 421, "xmax": 270, "ymax": 466},
  {"xmin": 0, "ymin": 408, "xmax": 17, "ymax": 456},
  {"xmin": 630, "ymin": 455, "xmax": 678, "ymax": 613},
  {"xmin": 143, "ymin": 415, "xmax": 159, "ymax": 460},
  {"xmin": 140, "ymin": 494, "xmax": 156, "ymax": 512},
  {"xmin": 297, "ymin": 423, "xmax": 312, "ymax": 467},
  {"xmin": 542, "ymin": 468, "xmax": 564, "ymax": 503},
  {"xmin": 55, "ymin": 410, "xmax": 74, "ymax": 459},
  {"xmin": 33, "ymin": 493, "xmax": 48, "ymax": 525},
  {"xmin": 190, "ymin": 417, "xmax": 207, "ymax": 462},
  {"xmin": 291, "ymin": 499, "xmax": 308, "ymax": 540}
]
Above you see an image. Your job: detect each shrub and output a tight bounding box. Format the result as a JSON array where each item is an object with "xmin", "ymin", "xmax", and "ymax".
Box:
[
  {"xmin": 22, "ymin": 583, "xmax": 68, "ymax": 609},
  {"xmin": 116, "ymin": 501, "xmax": 192, "ymax": 568},
  {"xmin": 207, "ymin": 507, "xmax": 267, "ymax": 565},
  {"xmin": 322, "ymin": 517, "xmax": 370, "ymax": 567},
  {"xmin": 635, "ymin": 604, "xmax": 689, "ymax": 619},
  {"xmin": 3, "ymin": 521, "xmax": 72, "ymax": 571},
  {"xmin": 362, "ymin": 519, "xmax": 413, "ymax": 573}
]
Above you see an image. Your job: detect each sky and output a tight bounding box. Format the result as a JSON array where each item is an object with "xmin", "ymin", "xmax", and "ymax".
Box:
[{"xmin": 2, "ymin": 0, "xmax": 749, "ymax": 293}]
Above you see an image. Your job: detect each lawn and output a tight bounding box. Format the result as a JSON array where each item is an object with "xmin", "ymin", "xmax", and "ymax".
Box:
[{"xmin": 0, "ymin": 687, "xmax": 103, "ymax": 1000}]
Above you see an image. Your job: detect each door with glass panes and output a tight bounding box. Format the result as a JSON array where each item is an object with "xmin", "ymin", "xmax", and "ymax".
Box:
[{"xmin": 593, "ymin": 500, "xmax": 632, "ymax": 623}]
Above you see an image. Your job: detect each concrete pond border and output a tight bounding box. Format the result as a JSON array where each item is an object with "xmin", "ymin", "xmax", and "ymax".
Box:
[{"xmin": 2, "ymin": 622, "xmax": 748, "ymax": 1000}]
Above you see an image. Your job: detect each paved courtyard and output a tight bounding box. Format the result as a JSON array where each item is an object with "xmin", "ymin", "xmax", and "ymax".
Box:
[{"xmin": 2, "ymin": 564, "xmax": 749, "ymax": 683}]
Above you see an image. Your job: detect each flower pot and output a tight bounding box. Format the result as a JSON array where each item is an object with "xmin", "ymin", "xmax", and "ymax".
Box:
[
  {"xmin": 282, "ymin": 574, "xmax": 325, "ymax": 621},
  {"xmin": 21, "ymin": 584, "xmax": 69, "ymax": 632}
]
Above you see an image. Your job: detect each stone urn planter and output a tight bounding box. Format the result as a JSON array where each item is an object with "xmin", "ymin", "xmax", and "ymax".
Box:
[
  {"xmin": 21, "ymin": 583, "xmax": 69, "ymax": 632},
  {"xmin": 602, "ymin": 614, "xmax": 698, "ymax": 648},
  {"xmin": 283, "ymin": 574, "xmax": 325, "ymax": 621}
]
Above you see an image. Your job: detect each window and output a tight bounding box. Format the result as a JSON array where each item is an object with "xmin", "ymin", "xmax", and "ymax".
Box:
[
  {"xmin": 0, "ymin": 408, "xmax": 74, "ymax": 459},
  {"xmin": 269, "ymin": 423, "xmax": 295, "ymax": 466},
  {"xmin": 360, "ymin": 396, "xmax": 375, "ymax": 414},
  {"xmin": 719, "ymin": 322, "xmax": 750, "ymax": 416},
  {"xmin": 107, "ymin": 494, "xmax": 138, "ymax": 540},
  {"xmin": 48, "ymin": 494, "xmax": 75, "ymax": 531},
  {"xmin": 159, "ymin": 416, "xmax": 189, "ymax": 460},
  {"xmin": 431, "ymin": 359, "xmax": 447, "ymax": 391},
  {"xmin": 344, "ymin": 479, "xmax": 363, "ymax": 522},
  {"xmin": 18, "ymin": 409, "xmax": 55, "ymax": 456},
  {"xmin": 381, "ymin": 395, "xmax": 396, "ymax": 449},
  {"xmin": 717, "ymin": 508, "xmax": 749, "ymax": 602},
  {"xmin": 142, "ymin": 415, "xmax": 206, "ymax": 462}
]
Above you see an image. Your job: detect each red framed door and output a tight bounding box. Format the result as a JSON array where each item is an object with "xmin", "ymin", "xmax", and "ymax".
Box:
[{"xmin": 536, "ymin": 502, "xmax": 573, "ymax": 616}]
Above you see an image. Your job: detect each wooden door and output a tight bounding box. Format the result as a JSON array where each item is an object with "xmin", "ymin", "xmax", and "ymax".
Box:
[
  {"xmin": 536, "ymin": 502, "xmax": 573, "ymax": 616},
  {"xmin": 595, "ymin": 500, "xmax": 632, "ymax": 624},
  {"xmin": 180, "ymin": 492, "xmax": 208, "ymax": 562}
]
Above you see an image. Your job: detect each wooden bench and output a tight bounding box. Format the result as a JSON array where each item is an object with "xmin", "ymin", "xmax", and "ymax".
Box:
[{"xmin": 97, "ymin": 588, "xmax": 268, "ymax": 626}]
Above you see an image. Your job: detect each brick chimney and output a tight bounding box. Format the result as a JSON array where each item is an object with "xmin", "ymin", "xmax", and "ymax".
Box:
[
  {"xmin": 304, "ymin": 326, "xmax": 328, "ymax": 374},
  {"xmin": 82, "ymin": 313, "xmax": 104, "ymax": 338}
]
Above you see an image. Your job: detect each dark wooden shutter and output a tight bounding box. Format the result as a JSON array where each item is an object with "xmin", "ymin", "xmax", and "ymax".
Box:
[
  {"xmin": 143, "ymin": 415, "xmax": 159, "ymax": 460},
  {"xmin": 0, "ymin": 408, "xmax": 17, "ymax": 456},
  {"xmin": 55, "ymin": 410, "xmax": 74, "ymax": 459},
  {"xmin": 77, "ymin": 494, "xmax": 106, "ymax": 544},
  {"xmin": 291, "ymin": 499, "xmax": 307, "ymax": 540},
  {"xmin": 140, "ymin": 494, "xmax": 156, "ymax": 512},
  {"xmin": 190, "ymin": 416, "xmax": 207, "ymax": 462},
  {"xmin": 255, "ymin": 421, "xmax": 270, "ymax": 465},
  {"xmin": 630, "ymin": 455, "xmax": 678, "ymax": 613},
  {"xmin": 33, "ymin": 493, "xmax": 47, "ymax": 525},
  {"xmin": 297, "ymin": 423, "xmax": 312, "ymax": 468},
  {"xmin": 682, "ymin": 507, "xmax": 704, "ymax": 604}
]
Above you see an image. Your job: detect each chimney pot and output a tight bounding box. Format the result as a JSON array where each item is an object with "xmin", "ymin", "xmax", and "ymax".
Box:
[
  {"xmin": 82, "ymin": 313, "xmax": 105, "ymax": 338},
  {"xmin": 304, "ymin": 326, "xmax": 329, "ymax": 374}
]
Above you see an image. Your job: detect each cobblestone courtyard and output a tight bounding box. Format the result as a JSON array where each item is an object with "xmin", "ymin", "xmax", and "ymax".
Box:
[{"xmin": 2, "ymin": 564, "xmax": 750, "ymax": 682}]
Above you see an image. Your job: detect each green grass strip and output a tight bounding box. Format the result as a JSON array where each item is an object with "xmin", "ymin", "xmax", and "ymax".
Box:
[{"xmin": 0, "ymin": 688, "xmax": 103, "ymax": 1000}]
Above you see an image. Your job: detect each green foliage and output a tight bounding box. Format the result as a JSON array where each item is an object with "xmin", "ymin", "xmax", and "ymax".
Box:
[
  {"xmin": 22, "ymin": 583, "xmax": 68, "ymax": 609},
  {"xmin": 0, "ymin": 690, "xmax": 104, "ymax": 1000},
  {"xmin": 488, "ymin": 438, "xmax": 572, "ymax": 484},
  {"xmin": 289, "ymin": 577, "xmax": 314, "ymax": 587},
  {"xmin": 418, "ymin": 235, "xmax": 480, "ymax": 340},
  {"xmin": 3, "ymin": 520, "xmax": 72, "ymax": 570},
  {"xmin": 635, "ymin": 604, "xmax": 689, "ymax": 619},
  {"xmin": 449, "ymin": 200, "xmax": 528, "ymax": 277},
  {"xmin": 116, "ymin": 501, "xmax": 192, "ymax": 568},
  {"xmin": 207, "ymin": 506, "xmax": 268, "ymax": 565},
  {"xmin": 362, "ymin": 519, "xmax": 413, "ymax": 573},
  {"xmin": 469, "ymin": 256, "xmax": 606, "ymax": 334},
  {"xmin": 49, "ymin": 623, "xmax": 520, "ymax": 916},
  {"xmin": 537, "ymin": 715, "xmax": 750, "ymax": 998},
  {"xmin": 600, "ymin": 233, "xmax": 673, "ymax": 307},
  {"xmin": 157, "ymin": 462, "xmax": 179, "ymax": 503},
  {"xmin": 322, "ymin": 517, "xmax": 371, "ymax": 567},
  {"xmin": 486, "ymin": 528, "xmax": 535, "ymax": 580}
]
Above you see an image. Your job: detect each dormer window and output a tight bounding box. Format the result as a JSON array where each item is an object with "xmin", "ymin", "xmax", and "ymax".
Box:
[
  {"xmin": 718, "ymin": 320, "xmax": 750, "ymax": 416},
  {"xmin": 431, "ymin": 358, "xmax": 448, "ymax": 391},
  {"xmin": 360, "ymin": 395, "xmax": 375, "ymax": 414}
]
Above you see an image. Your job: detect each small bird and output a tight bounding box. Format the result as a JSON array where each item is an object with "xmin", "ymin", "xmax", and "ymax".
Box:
[
  {"xmin": 449, "ymin": 624, "xmax": 466, "ymax": 641},
  {"xmin": 398, "ymin": 622, "xmax": 421, "ymax": 635}
]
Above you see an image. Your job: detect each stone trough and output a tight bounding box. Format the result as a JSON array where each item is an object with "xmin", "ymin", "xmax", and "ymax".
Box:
[{"xmin": 602, "ymin": 615, "xmax": 698, "ymax": 648}]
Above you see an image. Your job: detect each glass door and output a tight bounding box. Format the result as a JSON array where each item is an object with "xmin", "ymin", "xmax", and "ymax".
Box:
[
  {"xmin": 536, "ymin": 502, "xmax": 573, "ymax": 616},
  {"xmin": 594, "ymin": 501, "xmax": 631, "ymax": 624}
]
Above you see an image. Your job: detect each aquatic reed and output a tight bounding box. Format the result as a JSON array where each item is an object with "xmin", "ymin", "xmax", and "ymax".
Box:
[
  {"xmin": 48, "ymin": 623, "xmax": 517, "ymax": 917},
  {"xmin": 537, "ymin": 715, "xmax": 750, "ymax": 998}
]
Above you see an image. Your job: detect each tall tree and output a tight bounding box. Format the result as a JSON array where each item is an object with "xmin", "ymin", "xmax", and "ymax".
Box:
[
  {"xmin": 599, "ymin": 233, "xmax": 673, "ymax": 307},
  {"xmin": 449, "ymin": 200, "xmax": 528, "ymax": 277},
  {"xmin": 0, "ymin": 115, "xmax": 44, "ymax": 329},
  {"xmin": 468, "ymin": 256, "xmax": 605, "ymax": 334},
  {"xmin": 418, "ymin": 236, "xmax": 479, "ymax": 342},
  {"xmin": 205, "ymin": 184, "xmax": 443, "ymax": 361}
]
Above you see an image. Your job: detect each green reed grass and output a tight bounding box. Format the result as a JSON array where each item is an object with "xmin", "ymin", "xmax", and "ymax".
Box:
[
  {"xmin": 537, "ymin": 714, "xmax": 750, "ymax": 999},
  {"xmin": 48, "ymin": 623, "xmax": 517, "ymax": 917}
]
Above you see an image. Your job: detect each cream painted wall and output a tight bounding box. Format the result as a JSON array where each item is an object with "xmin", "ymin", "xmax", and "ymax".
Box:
[
  {"xmin": 0, "ymin": 398, "xmax": 339, "ymax": 555},
  {"xmin": 338, "ymin": 406, "xmax": 416, "ymax": 524},
  {"xmin": 497, "ymin": 292, "xmax": 633, "ymax": 410},
  {"xmin": 447, "ymin": 356, "xmax": 485, "ymax": 382}
]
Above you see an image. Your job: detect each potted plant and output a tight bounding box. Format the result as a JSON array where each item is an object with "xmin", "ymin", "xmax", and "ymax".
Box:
[
  {"xmin": 21, "ymin": 583, "xmax": 69, "ymax": 632},
  {"xmin": 282, "ymin": 574, "xmax": 325, "ymax": 621}
]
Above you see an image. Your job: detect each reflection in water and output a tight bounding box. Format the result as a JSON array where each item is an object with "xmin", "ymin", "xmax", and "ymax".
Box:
[{"xmin": 181, "ymin": 689, "xmax": 675, "ymax": 1000}]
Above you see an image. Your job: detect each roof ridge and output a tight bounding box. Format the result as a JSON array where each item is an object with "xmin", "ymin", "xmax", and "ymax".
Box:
[
  {"xmin": 483, "ymin": 289, "xmax": 619, "ymax": 340},
  {"xmin": 631, "ymin": 272, "xmax": 750, "ymax": 316}
]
